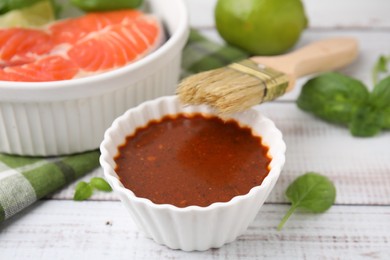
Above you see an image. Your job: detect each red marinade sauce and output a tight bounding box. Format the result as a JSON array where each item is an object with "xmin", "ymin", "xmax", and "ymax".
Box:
[{"xmin": 114, "ymin": 113, "xmax": 271, "ymax": 207}]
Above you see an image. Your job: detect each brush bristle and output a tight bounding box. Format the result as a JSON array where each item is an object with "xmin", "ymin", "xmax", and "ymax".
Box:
[
  {"xmin": 177, "ymin": 67, "xmax": 266, "ymax": 114},
  {"xmin": 177, "ymin": 59, "xmax": 290, "ymax": 114}
]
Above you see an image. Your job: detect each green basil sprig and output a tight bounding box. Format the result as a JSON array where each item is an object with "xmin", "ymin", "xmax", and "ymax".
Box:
[
  {"xmin": 74, "ymin": 181, "xmax": 94, "ymax": 201},
  {"xmin": 372, "ymin": 55, "xmax": 390, "ymax": 85},
  {"xmin": 90, "ymin": 177, "xmax": 113, "ymax": 192},
  {"xmin": 278, "ymin": 172, "xmax": 336, "ymax": 230},
  {"xmin": 297, "ymin": 56, "xmax": 390, "ymax": 137},
  {"xmin": 73, "ymin": 177, "xmax": 112, "ymax": 201}
]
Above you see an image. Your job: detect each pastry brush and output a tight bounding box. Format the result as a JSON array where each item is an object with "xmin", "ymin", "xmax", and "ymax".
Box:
[{"xmin": 177, "ymin": 38, "xmax": 358, "ymax": 114}]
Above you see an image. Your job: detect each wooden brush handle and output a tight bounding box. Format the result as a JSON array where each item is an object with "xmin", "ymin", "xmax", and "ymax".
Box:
[{"xmin": 251, "ymin": 38, "xmax": 358, "ymax": 78}]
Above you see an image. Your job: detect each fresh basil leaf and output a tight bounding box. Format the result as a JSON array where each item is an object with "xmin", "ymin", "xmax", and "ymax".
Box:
[
  {"xmin": 375, "ymin": 56, "xmax": 388, "ymax": 73},
  {"xmin": 372, "ymin": 55, "xmax": 389, "ymax": 85},
  {"xmin": 297, "ymin": 72, "xmax": 369, "ymax": 124},
  {"xmin": 70, "ymin": 0, "xmax": 143, "ymax": 12},
  {"xmin": 349, "ymin": 76, "xmax": 390, "ymax": 136},
  {"xmin": 370, "ymin": 76, "xmax": 390, "ymax": 109},
  {"xmin": 277, "ymin": 172, "xmax": 336, "ymax": 230},
  {"xmin": 381, "ymin": 106, "xmax": 390, "ymax": 129},
  {"xmin": 349, "ymin": 105, "xmax": 383, "ymax": 137},
  {"xmin": 73, "ymin": 181, "xmax": 93, "ymax": 201},
  {"xmin": 90, "ymin": 177, "xmax": 112, "ymax": 192}
]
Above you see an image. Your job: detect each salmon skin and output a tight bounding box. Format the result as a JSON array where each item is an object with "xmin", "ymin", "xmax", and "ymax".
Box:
[{"xmin": 0, "ymin": 10, "xmax": 163, "ymax": 82}]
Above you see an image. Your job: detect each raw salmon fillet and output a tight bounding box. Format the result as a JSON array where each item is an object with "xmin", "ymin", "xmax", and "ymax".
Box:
[{"xmin": 0, "ymin": 10, "xmax": 162, "ymax": 82}]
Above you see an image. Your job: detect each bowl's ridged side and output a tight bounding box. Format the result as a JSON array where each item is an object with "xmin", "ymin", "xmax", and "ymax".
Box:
[{"xmin": 100, "ymin": 96, "xmax": 286, "ymax": 251}]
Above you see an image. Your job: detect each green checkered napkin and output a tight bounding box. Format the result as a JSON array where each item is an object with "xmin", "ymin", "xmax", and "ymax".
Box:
[
  {"xmin": 0, "ymin": 29, "xmax": 248, "ymax": 224},
  {"xmin": 0, "ymin": 151, "xmax": 100, "ymax": 223}
]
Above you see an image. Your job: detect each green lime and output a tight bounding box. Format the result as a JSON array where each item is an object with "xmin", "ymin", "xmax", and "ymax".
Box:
[
  {"xmin": 0, "ymin": 0, "xmax": 55, "ymax": 28},
  {"xmin": 215, "ymin": 0, "xmax": 308, "ymax": 55}
]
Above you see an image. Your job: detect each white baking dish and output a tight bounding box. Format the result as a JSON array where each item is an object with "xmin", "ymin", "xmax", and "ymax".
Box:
[{"xmin": 0, "ymin": 0, "xmax": 189, "ymax": 156}]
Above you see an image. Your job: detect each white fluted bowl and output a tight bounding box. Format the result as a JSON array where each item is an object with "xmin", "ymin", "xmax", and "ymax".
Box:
[
  {"xmin": 100, "ymin": 95, "xmax": 286, "ymax": 251},
  {"xmin": 0, "ymin": 0, "xmax": 189, "ymax": 156}
]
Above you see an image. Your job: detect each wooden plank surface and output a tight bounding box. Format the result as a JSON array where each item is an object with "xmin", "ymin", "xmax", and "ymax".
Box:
[{"xmin": 1, "ymin": 201, "xmax": 389, "ymax": 259}]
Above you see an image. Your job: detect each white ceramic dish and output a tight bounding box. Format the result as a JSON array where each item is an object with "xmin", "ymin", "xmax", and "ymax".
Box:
[
  {"xmin": 100, "ymin": 95, "xmax": 286, "ymax": 251},
  {"xmin": 0, "ymin": 0, "xmax": 189, "ymax": 156}
]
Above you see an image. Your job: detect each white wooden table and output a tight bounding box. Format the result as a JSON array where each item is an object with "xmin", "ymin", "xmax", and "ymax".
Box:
[{"xmin": 1, "ymin": 0, "xmax": 390, "ymax": 259}]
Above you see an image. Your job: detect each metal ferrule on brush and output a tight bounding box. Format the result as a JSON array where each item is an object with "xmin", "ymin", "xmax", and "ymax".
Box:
[{"xmin": 228, "ymin": 60, "xmax": 290, "ymax": 102}]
